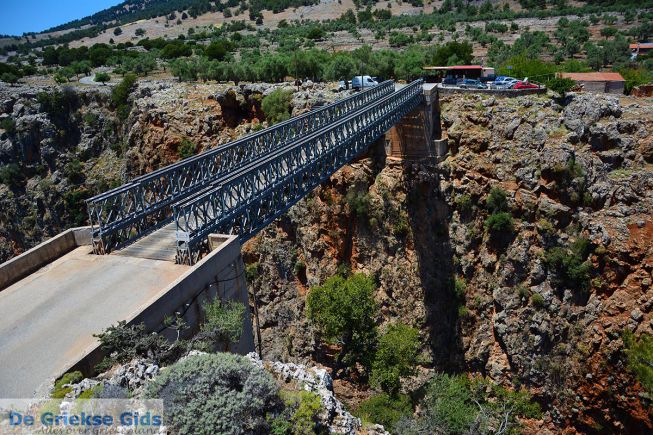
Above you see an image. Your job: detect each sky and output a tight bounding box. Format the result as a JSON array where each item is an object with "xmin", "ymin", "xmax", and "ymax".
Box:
[{"xmin": 1, "ymin": 0, "xmax": 124, "ymax": 36}]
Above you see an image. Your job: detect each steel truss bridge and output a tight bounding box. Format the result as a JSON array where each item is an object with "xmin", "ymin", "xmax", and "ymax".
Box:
[{"xmin": 86, "ymin": 79, "xmax": 424, "ymax": 264}]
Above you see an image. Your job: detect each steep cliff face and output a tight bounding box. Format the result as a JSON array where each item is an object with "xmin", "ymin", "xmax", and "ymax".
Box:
[
  {"xmin": 0, "ymin": 84, "xmax": 122, "ymax": 261},
  {"xmin": 244, "ymin": 92, "xmax": 653, "ymax": 432}
]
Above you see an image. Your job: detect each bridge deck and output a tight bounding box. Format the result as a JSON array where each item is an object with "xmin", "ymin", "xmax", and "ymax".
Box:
[
  {"xmin": 112, "ymin": 223, "xmax": 177, "ymax": 262},
  {"xmin": 0, "ymin": 246, "xmax": 188, "ymax": 398}
]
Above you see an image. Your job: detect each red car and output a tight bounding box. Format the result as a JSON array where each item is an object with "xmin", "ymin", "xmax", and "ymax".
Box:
[{"xmin": 513, "ymin": 81, "xmax": 540, "ymax": 90}]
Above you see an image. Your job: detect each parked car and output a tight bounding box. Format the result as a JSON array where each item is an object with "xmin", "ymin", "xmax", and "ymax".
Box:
[
  {"xmin": 351, "ymin": 75, "xmax": 379, "ymax": 90},
  {"xmin": 513, "ymin": 81, "xmax": 540, "ymax": 90},
  {"xmin": 495, "ymin": 79, "xmax": 519, "ymax": 89},
  {"xmin": 442, "ymin": 76, "xmax": 458, "ymax": 85},
  {"xmin": 457, "ymin": 79, "xmax": 487, "ymax": 89},
  {"xmin": 494, "ymin": 76, "xmax": 516, "ymax": 85}
]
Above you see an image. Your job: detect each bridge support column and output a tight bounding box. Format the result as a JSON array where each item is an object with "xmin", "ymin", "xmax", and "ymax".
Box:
[{"xmin": 386, "ymin": 84, "xmax": 448, "ymax": 161}]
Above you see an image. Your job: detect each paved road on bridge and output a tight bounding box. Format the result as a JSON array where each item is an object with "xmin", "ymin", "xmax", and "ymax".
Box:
[{"xmin": 0, "ymin": 247, "xmax": 187, "ymax": 398}]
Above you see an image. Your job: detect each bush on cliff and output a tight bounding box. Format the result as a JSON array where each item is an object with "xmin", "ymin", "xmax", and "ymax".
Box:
[
  {"xmin": 262, "ymin": 88, "xmax": 293, "ymax": 125},
  {"xmin": 197, "ymin": 299, "xmax": 245, "ymax": 351},
  {"xmin": 177, "ymin": 138, "xmax": 196, "ymax": 159},
  {"xmin": 146, "ymin": 353, "xmax": 280, "ymax": 434},
  {"xmin": 51, "ymin": 371, "xmax": 83, "ymax": 398},
  {"xmin": 307, "ymin": 273, "xmax": 378, "ymax": 377},
  {"xmin": 485, "ymin": 211, "xmax": 514, "ymax": 235},
  {"xmin": 111, "ymin": 73, "xmax": 137, "ymax": 120},
  {"xmin": 544, "ymin": 237, "xmax": 593, "ymax": 293},
  {"xmin": 546, "ymin": 77, "xmax": 576, "ymax": 98},
  {"xmin": 0, "ymin": 117, "xmax": 16, "ymax": 135},
  {"xmin": 356, "ymin": 393, "xmax": 413, "ymax": 430},
  {"xmin": 623, "ymin": 331, "xmax": 653, "ymax": 394},
  {"xmin": 94, "ymin": 320, "xmax": 181, "ymax": 371},
  {"xmin": 270, "ymin": 390, "xmax": 323, "ymax": 435},
  {"xmin": 370, "ymin": 323, "xmax": 420, "ymax": 395},
  {"xmin": 486, "ymin": 187, "xmax": 509, "ymax": 214},
  {"xmin": 0, "ymin": 163, "xmax": 24, "ymax": 188},
  {"xmin": 395, "ymin": 373, "xmax": 541, "ymax": 434}
]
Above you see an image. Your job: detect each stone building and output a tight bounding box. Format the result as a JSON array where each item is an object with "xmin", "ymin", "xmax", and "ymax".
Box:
[{"xmin": 558, "ymin": 72, "xmax": 625, "ymax": 94}]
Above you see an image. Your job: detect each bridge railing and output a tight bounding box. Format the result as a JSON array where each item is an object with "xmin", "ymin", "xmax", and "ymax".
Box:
[
  {"xmin": 173, "ymin": 79, "xmax": 424, "ymax": 264},
  {"xmin": 85, "ymin": 81, "xmax": 395, "ymax": 254}
]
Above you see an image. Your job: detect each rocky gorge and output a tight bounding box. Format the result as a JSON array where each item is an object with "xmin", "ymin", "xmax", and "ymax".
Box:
[
  {"xmin": 1, "ymin": 79, "xmax": 652, "ymax": 433},
  {"xmin": 243, "ymin": 91, "xmax": 653, "ymax": 432}
]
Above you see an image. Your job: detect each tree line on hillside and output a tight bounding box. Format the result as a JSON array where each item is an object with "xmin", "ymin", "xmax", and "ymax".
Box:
[{"xmin": 2, "ymin": 1, "xmax": 653, "ymax": 91}]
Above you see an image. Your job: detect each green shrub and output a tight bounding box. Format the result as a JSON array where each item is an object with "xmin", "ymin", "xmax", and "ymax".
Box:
[
  {"xmin": 178, "ymin": 138, "xmax": 197, "ymax": 159},
  {"xmin": 453, "ymin": 276, "xmax": 466, "ymax": 300},
  {"xmin": 544, "ymin": 238, "xmax": 592, "ymax": 292},
  {"xmin": 63, "ymin": 159, "xmax": 84, "ymax": 183},
  {"xmin": 0, "ymin": 117, "xmax": 16, "ymax": 135},
  {"xmin": 416, "ymin": 373, "xmax": 477, "ymax": 433},
  {"xmin": 484, "ymin": 211, "xmax": 514, "ymax": 234},
  {"xmin": 623, "ymin": 331, "xmax": 653, "ymax": 394},
  {"xmin": 393, "ymin": 211, "xmax": 411, "ymax": 237},
  {"xmin": 51, "ymin": 371, "xmax": 83, "ymax": 398},
  {"xmin": 548, "ymin": 157, "xmax": 588, "ymax": 205},
  {"xmin": 346, "ymin": 188, "xmax": 370, "ymax": 218},
  {"xmin": 454, "ymin": 194, "xmax": 472, "ymax": 214},
  {"xmin": 262, "ymin": 89, "xmax": 293, "ymax": 125},
  {"xmin": 356, "ymin": 393, "xmax": 412, "ymax": 430},
  {"xmin": 0, "ymin": 163, "xmax": 24, "ymax": 188},
  {"xmin": 531, "ymin": 293, "xmax": 545, "ymax": 308},
  {"xmin": 198, "ymin": 299, "xmax": 245, "ymax": 351},
  {"xmin": 486, "ymin": 187, "xmax": 508, "ymax": 213},
  {"xmin": 37, "ymin": 89, "xmax": 79, "ymax": 125},
  {"xmin": 370, "ymin": 323, "xmax": 420, "ymax": 395},
  {"xmin": 293, "ymin": 260, "xmax": 306, "ymax": 276},
  {"xmin": 396, "ymin": 373, "xmax": 540, "ymax": 434},
  {"xmin": 94, "ymin": 72, "xmax": 111, "ymax": 84},
  {"xmin": 546, "ymin": 77, "xmax": 576, "ymax": 97},
  {"xmin": 457, "ymin": 305, "xmax": 472, "ymax": 319},
  {"xmin": 246, "ymin": 262, "xmax": 259, "ymax": 282},
  {"xmin": 82, "ymin": 112, "xmax": 99, "ymax": 126},
  {"xmin": 274, "ymin": 390, "xmax": 323, "ymax": 435},
  {"xmin": 1, "ymin": 72, "xmax": 19, "ymax": 85},
  {"xmin": 516, "ymin": 285, "xmax": 530, "ymax": 299},
  {"xmin": 146, "ymin": 353, "xmax": 280, "ymax": 434},
  {"xmin": 111, "ymin": 73, "xmax": 137, "ymax": 120},
  {"xmin": 537, "ymin": 218, "xmax": 555, "ymax": 236},
  {"xmin": 78, "ymin": 384, "xmax": 104, "ymax": 399},
  {"xmin": 63, "ymin": 188, "xmax": 91, "ymax": 226},
  {"xmin": 94, "ymin": 320, "xmax": 181, "ymax": 371},
  {"xmin": 307, "ymin": 273, "xmax": 378, "ymax": 375}
]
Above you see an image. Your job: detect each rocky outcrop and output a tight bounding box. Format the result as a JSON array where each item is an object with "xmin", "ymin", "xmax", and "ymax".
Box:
[{"xmin": 247, "ymin": 352, "xmax": 364, "ymax": 434}]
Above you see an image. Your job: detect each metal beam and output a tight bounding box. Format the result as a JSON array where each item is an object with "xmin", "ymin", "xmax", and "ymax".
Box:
[
  {"xmin": 173, "ymin": 79, "xmax": 424, "ymax": 264},
  {"xmin": 85, "ymin": 81, "xmax": 395, "ymax": 254}
]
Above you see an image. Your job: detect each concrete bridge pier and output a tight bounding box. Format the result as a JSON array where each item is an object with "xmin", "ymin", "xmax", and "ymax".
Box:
[{"xmin": 385, "ymin": 84, "xmax": 448, "ymax": 161}]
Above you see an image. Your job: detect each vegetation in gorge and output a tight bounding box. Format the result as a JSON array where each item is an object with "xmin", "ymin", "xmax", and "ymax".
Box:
[
  {"xmin": 306, "ymin": 273, "xmax": 378, "ymax": 377},
  {"xmin": 145, "ymin": 353, "xmax": 280, "ymax": 434},
  {"xmin": 395, "ymin": 373, "xmax": 541, "ymax": 434},
  {"xmin": 623, "ymin": 331, "xmax": 653, "ymax": 394}
]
